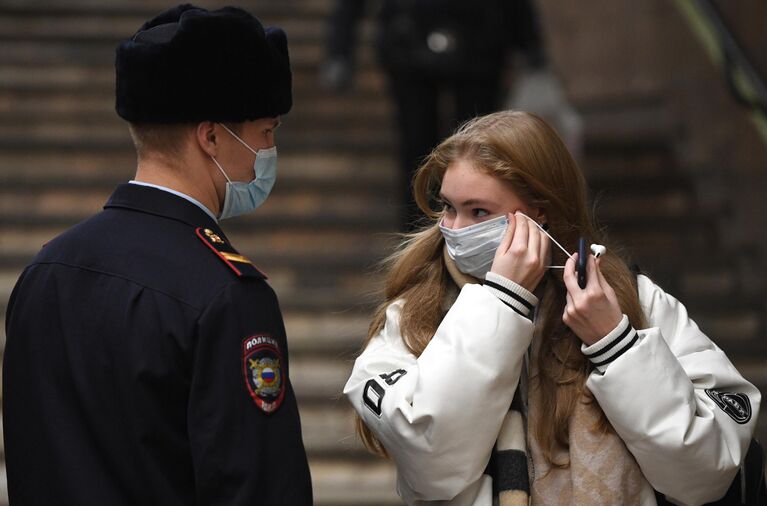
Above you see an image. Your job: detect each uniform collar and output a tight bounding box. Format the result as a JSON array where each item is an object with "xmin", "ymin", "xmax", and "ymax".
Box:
[
  {"xmin": 105, "ymin": 183, "xmax": 221, "ymax": 232},
  {"xmin": 128, "ymin": 180, "xmax": 218, "ymax": 222}
]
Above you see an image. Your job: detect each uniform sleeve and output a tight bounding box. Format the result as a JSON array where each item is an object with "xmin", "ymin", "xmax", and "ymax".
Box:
[
  {"xmin": 187, "ymin": 280, "xmax": 311, "ymax": 505},
  {"xmin": 585, "ymin": 275, "xmax": 761, "ymax": 506},
  {"xmin": 343, "ymin": 283, "xmax": 534, "ymax": 503}
]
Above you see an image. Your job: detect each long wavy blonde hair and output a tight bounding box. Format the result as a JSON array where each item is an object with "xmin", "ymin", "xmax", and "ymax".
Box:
[{"xmin": 356, "ymin": 111, "xmax": 646, "ymax": 467}]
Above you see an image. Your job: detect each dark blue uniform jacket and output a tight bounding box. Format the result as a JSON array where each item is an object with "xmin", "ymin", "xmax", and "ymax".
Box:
[{"xmin": 3, "ymin": 183, "xmax": 312, "ymax": 505}]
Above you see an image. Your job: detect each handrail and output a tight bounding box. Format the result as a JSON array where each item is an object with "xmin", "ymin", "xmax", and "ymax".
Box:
[{"xmin": 673, "ymin": 0, "xmax": 767, "ymax": 145}]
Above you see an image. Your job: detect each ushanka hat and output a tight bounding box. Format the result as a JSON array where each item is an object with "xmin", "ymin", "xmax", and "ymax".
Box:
[{"xmin": 116, "ymin": 4, "xmax": 291, "ymax": 123}]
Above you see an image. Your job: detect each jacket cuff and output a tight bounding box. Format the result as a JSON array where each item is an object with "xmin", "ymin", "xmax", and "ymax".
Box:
[
  {"xmin": 483, "ymin": 271, "xmax": 538, "ymax": 319},
  {"xmin": 581, "ymin": 314, "xmax": 640, "ymax": 374}
]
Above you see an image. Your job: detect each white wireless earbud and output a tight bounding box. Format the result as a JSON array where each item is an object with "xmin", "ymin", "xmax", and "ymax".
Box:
[
  {"xmin": 515, "ymin": 213, "xmax": 608, "ymax": 267},
  {"xmin": 590, "ymin": 244, "xmax": 607, "ymax": 258}
]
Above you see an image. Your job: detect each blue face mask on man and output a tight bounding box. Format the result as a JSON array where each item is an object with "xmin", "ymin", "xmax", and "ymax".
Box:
[{"xmin": 210, "ymin": 123, "xmax": 277, "ymax": 220}]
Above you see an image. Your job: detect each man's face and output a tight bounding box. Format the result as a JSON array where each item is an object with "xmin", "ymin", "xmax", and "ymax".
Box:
[
  {"xmin": 239, "ymin": 117, "xmax": 280, "ymax": 151},
  {"xmin": 217, "ymin": 117, "xmax": 280, "ymax": 183}
]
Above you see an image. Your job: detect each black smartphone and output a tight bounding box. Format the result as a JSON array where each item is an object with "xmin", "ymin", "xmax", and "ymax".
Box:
[{"xmin": 577, "ymin": 237, "xmax": 587, "ymax": 289}]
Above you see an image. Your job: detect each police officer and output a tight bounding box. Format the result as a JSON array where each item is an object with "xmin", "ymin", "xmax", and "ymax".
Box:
[{"xmin": 3, "ymin": 5, "xmax": 312, "ymax": 504}]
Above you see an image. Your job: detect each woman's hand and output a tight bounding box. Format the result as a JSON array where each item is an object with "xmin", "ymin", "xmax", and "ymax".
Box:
[
  {"xmin": 562, "ymin": 253, "xmax": 623, "ymax": 345},
  {"xmin": 490, "ymin": 212, "xmax": 550, "ymax": 292}
]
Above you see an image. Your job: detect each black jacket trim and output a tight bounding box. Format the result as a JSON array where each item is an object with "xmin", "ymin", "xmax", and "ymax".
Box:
[
  {"xmin": 591, "ymin": 331, "xmax": 639, "ymax": 367},
  {"xmin": 483, "ymin": 280, "xmax": 534, "ymax": 311},
  {"xmin": 583, "ymin": 321, "xmax": 632, "ymax": 359}
]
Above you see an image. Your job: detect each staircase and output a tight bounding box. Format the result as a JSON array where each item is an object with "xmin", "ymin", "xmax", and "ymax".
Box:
[
  {"xmin": 580, "ymin": 98, "xmax": 767, "ymax": 446},
  {"xmin": 0, "ymin": 1, "xmax": 764, "ymax": 504}
]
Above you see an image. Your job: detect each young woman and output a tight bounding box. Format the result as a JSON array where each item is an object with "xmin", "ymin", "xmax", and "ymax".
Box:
[{"xmin": 344, "ymin": 111, "xmax": 760, "ymax": 505}]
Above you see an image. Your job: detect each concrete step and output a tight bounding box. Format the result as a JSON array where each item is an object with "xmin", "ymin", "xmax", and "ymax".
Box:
[
  {"xmin": 693, "ymin": 311, "xmax": 765, "ymax": 355},
  {"xmin": 588, "ymin": 220, "xmax": 714, "ymax": 270},
  {"xmin": 285, "ymin": 312, "xmax": 371, "ymax": 355},
  {"xmin": 595, "ymin": 186, "xmax": 695, "ymax": 220},
  {"xmin": 678, "ymin": 268, "xmax": 740, "ymax": 299},
  {"xmin": 647, "ymin": 265, "xmax": 763, "ymax": 313},
  {"xmin": 587, "ymin": 167, "xmax": 690, "ymax": 190},
  {"xmin": 0, "ymin": 464, "xmax": 5, "ymax": 506},
  {"xmin": 0, "ymin": 84, "xmax": 392, "ymax": 122},
  {"xmin": 0, "ymin": 151, "xmax": 397, "ymax": 182},
  {"xmin": 298, "ymin": 402, "xmax": 363, "ymax": 458},
  {"xmin": 0, "ymin": 122, "xmax": 396, "ymax": 152},
  {"xmin": 0, "ymin": 64, "xmax": 387, "ymax": 101},
  {"xmin": 0, "ymin": 0, "xmax": 336, "ymax": 18},
  {"xmin": 582, "ymin": 148, "xmax": 677, "ymax": 179},
  {"xmin": 0, "ymin": 38, "xmax": 372, "ymax": 70},
  {"xmin": 0, "ymin": 13, "xmax": 333, "ymax": 43},
  {"xmin": 579, "ymin": 96, "xmax": 679, "ymax": 148},
  {"xmin": 309, "ymin": 458, "xmax": 399, "ymax": 506}
]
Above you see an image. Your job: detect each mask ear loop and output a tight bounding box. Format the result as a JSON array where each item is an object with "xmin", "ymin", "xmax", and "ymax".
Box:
[
  {"xmin": 210, "ymin": 156, "xmax": 232, "ymax": 183},
  {"xmin": 515, "ymin": 212, "xmax": 607, "ymax": 269},
  {"xmin": 219, "ymin": 123, "xmax": 258, "ymax": 155},
  {"xmin": 516, "ymin": 212, "xmax": 572, "ymax": 268}
]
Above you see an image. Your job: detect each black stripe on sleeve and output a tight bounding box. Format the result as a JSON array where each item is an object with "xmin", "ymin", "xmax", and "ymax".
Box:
[
  {"xmin": 483, "ymin": 280, "xmax": 534, "ymax": 311},
  {"xmin": 583, "ymin": 321, "xmax": 632, "ymax": 359},
  {"xmin": 500, "ymin": 299, "xmax": 527, "ymax": 318},
  {"xmin": 591, "ymin": 331, "xmax": 639, "ymax": 368}
]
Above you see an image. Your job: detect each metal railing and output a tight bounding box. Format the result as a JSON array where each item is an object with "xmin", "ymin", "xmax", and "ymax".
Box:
[{"xmin": 673, "ymin": 0, "xmax": 767, "ymax": 145}]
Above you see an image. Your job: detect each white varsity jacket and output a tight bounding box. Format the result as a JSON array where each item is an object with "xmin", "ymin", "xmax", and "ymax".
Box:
[{"xmin": 343, "ymin": 274, "xmax": 761, "ymax": 505}]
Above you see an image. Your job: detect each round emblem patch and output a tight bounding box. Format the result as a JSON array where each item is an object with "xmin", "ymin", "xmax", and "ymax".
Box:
[
  {"xmin": 705, "ymin": 388, "xmax": 752, "ymax": 424},
  {"xmin": 243, "ymin": 335, "xmax": 285, "ymax": 414}
]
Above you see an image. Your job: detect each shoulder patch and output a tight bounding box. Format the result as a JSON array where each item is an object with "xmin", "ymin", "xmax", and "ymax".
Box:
[
  {"xmin": 705, "ymin": 388, "xmax": 752, "ymax": 424},
  {"xmin": 243, "ymin": 334, "xmax": 285, "ymax": 414},
  {"xmin": 196, "ymin": 227, "xmax": 266, "ymax": 279}
]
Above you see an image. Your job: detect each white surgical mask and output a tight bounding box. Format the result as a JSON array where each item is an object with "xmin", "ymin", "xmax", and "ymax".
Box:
[
  {"xmin": 439, "ymin": 212, "xmax": 601, "ymax": 279},
  {"xmin": 211, "ymin": 123, "xmax": 277, "ymax": 220},
  {"xmin": 439, "ymin": 215, "xmax": 508, "ymax": 278}
]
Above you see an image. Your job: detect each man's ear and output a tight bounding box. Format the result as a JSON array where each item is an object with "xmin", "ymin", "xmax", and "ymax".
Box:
[{"xmin": 196, "ymin": 121, "xmax": 218, "ymax": 157}]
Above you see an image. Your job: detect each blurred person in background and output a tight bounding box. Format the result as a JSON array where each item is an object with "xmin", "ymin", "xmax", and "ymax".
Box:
[
  {"xmin": 3, "ymin": 5, "xmax": 312, "ymax": 505},
  {"xmin": 322, "ymin": 0, "xmax": 579, "ymax": 231},
  {"xmin": 343, "ymin": 111, "xmax": 760, "ymax": 505}
]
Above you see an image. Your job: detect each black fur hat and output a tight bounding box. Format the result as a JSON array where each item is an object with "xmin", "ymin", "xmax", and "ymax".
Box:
[{"xmin": 115, "ymin": 4, "xmax": 291, "ymax": 123}]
